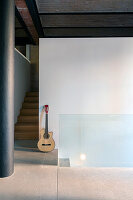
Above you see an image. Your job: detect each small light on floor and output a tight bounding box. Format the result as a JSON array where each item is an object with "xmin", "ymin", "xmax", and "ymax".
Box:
[{"xmin": 80, "ymin": 154, "xmax": 86, "ymax": 161}]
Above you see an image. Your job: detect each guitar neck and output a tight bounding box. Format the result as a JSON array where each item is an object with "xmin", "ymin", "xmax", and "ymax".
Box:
[
  {"xmin": 40, "ymin": 106, "xmax": 45, "ymax": 131},
  {"xmin": 45, "ymin": 113, "xmax": 48, "ymax": 138}
]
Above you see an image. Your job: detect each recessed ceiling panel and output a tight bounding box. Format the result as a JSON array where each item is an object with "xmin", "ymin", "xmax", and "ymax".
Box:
[
  {"xmin": 40, "ymin": 14, "xmax": 133, "ymax": 28},
  {"xmin": 43, "ymin": 27, "xmax": 133, "ymax": 37},
  {"xmin": 36, "ymin": 0, "xmax": 133, "ymax": 13}
]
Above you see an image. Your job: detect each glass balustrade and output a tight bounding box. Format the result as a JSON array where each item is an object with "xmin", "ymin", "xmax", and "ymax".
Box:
[{"xmin": 59, "ymin": 114, "xmax": 133, "ymax": 167}]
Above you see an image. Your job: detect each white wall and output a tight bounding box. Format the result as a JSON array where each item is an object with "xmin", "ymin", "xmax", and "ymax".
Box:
[
  {"xmin": 39, "ymin": 38, "xmax": 133, "ymax": 149},
  {"xmin": 14, "ymin": 49, "xmax": 31, "ymax": 123}
]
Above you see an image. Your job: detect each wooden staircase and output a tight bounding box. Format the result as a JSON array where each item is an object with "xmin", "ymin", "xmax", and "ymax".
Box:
[{"xmin": 15, "ymin": 92, "xmax": 39, "ymax": 140}]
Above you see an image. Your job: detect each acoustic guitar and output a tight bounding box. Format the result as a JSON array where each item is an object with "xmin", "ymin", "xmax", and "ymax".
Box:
[{"xmin": 37, "ymin": 105, "xmax": 55, "ymax": 152}]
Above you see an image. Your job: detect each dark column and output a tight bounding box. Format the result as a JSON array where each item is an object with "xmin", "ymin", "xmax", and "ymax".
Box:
[{"xmin": 0, "ymin": 0, "xmax": 14, "ymax": 177}]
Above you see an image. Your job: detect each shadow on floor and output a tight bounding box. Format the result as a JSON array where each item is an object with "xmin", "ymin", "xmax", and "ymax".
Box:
[
  {"xmin": 0, "ymin": 193, "xmax": 57, "ymax": 200},
  {"xmin": 14, "ymin": 147, "xmax": 58, "ymax": 166},
  {"xmin": 14, "ymin": 140, "xmax": 58, "ymax": 166},
  {"xmin": 15, "ymin": 146, "xmax": 40, "ymax": 152}
]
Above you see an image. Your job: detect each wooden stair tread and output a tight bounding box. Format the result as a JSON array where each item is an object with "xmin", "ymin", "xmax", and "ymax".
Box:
[
  {"xmin": 24, "ymin": 97, "xmax": 39, "ymax": 103},
  {"xmin": 22, "ymin": 103, "xmax": 39, "ymax": 109},
  {"xmin": 15, "ymin": 131, "xmax": 38, "ymax": 135},
  {"xmin": 15, "ymin": 123, "xmax": 39, "ymax": 130},
  {"xmin": 15, "ymin": 131, "xmax": 38, "ymax": 140},
  {"xmin": 15, "ymin": 122, "xmax": 39, "ymax": 127},
  {"xmin": 20, "ymin": 109, "xmax": 39, "ymax": 116},
  {"xmin": 18, "ymin": 116, "xmax": 39, "ymax": 123},
  {"xmin": 26, "ymin": 92, "xmax": 39, "ymax": 97}
]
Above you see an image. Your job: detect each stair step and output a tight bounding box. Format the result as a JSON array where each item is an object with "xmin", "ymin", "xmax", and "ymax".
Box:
[
  {"xmin": 15, "ymin": 131, "xmax": 38, "ymax": 140},
  {"xmin": 26, "ymin": 92, "xmax": 39, "ymax": 97},
  {"xmin": 20, "ymin": 109, "xmax": 39, "ymax": 116},
  {"xmin": 22, "ymin": 103, "xmax": 39, "ymax": 109},
  {"xmin": 24, "ymin": 97, "xmax": 39, "ymax": 103},
  {"xmin": 18, "ymin": 116, "xmax": 38, "ymax": 123},
  {"xmin": 15, "ymin": 123, "xmax": 39, "ymax": 131},
  {"xmin": 15, "ymin": 91, "xmax": 39, "ymax": 141}
]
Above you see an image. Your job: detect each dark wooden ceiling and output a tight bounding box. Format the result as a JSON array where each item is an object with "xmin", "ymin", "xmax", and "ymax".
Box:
[
  {"xmin": 35, "ymin": 0, "xmax": 133, "ymax": 13},
  {"xmin": 15, "ymin": 0, "xmax": 133, "ymax": 45}
]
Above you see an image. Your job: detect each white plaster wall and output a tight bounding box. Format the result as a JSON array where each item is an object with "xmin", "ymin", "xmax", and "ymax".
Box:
[
  {"xmin": 14, "ymin": 49, "xmax": 31, "ymax": 123},
  {"xmin": 39, "ymin": 38, "xmax": 133, "ymax": 148}
]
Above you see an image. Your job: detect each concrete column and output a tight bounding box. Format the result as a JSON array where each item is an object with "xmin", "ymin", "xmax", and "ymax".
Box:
[{"xmin": 0, "ymin": 0, "xmax": 14, "ymax": 177}]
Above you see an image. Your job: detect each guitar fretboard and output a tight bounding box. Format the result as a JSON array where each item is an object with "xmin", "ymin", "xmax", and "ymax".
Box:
[{"xmin": 45, "ymin": 113, "xmax": 49, "ymax": 138}]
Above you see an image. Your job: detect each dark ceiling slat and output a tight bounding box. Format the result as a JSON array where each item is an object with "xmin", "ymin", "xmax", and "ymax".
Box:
[
  {"xmin": 25, "ymin": 0, "xmax": 44, "ymax": 37},
  {"xmin": 40, "ymin": 14, "xmax": 133, "ymax": 28},
  {"xmin": 15, "ymin": 7, "xmax": 35, "ymax": 45},
  {"xmin": 43, "ymin": 27, "xmax": 133, "ymax": 38},
  {"xmin": 36, "ymin": 0, "xmax": 133, "ymax": 13},
  {"xmin": 39, "ymin": 12, "xmax": 133, "ymax": 15}
]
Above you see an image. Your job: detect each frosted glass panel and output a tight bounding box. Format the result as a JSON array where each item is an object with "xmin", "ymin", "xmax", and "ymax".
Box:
[{"xmin": 59, "ymin": 115, "xmax": 133, "ymax": 167}]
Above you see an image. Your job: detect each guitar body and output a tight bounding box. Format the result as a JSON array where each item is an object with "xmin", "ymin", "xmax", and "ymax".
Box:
[{"xmin": 38, "ymin": 128, "xmax": 55, "ymax": 152}]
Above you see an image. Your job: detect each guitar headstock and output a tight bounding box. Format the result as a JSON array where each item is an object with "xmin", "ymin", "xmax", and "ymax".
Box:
[{"xmin": 45, "ymin": 105, "xmax": 49, "ymax": 114}]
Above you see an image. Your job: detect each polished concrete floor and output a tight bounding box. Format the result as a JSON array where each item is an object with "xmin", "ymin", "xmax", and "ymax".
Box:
[
  {"xmin": 0, "ymin": 146, "xmax": 58, "ymax": 200},
  {"xmin": 58, "ymin": 167, "xmax": 133, "ymax": 200},
  {"xmin": 0, "ymin": 142, "xmax": 133, "ymax": 200}
]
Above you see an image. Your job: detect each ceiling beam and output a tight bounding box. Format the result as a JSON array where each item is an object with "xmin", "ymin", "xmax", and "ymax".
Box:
[
  {"xmin": 37, "ymin": 0, "xmax": 133, "ymax": 14},
  {"xmin": 15, "ymin": 0, "xmax": 39, "ymax": 45},
  {"xmin": 40, "ymin": 14, "xmax": 133, "ymax": 28},
  {"xmin": 25, "ymin": 0, "xmax": 44, "ymax": 37},
  {"xmin": 43, "ymin": 27, "xmax": 133, "ymax": 38}
]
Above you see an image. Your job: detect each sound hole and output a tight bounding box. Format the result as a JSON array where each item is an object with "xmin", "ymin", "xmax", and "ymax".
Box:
[{"xmin": 42, "ymin": 144, "xmax": 51, "ymax": 146}]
